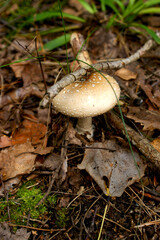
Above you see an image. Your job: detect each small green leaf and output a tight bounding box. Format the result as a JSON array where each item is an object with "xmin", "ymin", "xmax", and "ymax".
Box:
[{"xmin": 43, "ymin": 34, "xmax": 71, "ymax": 51}]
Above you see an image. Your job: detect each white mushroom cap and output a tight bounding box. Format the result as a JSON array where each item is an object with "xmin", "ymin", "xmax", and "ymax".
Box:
[{"xmin": 52, "ymin": 72, "xmax": 120, "ymax": 117}]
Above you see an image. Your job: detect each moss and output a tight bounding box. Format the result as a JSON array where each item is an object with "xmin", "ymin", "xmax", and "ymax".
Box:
[
  {"xmin": 0, "ymin": 181, "xmax": 47, "ymax": 224},
  {"xmin": 0, "ymin": 180, "xmax": 70, "ymax": 229},
  {"xmin": 56, "ymin": 207, "xmax": 69, "ymax": 228}
]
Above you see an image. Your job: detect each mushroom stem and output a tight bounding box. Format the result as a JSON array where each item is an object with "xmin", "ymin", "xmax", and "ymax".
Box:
[{"xmin": 76, "ymin": 117, "xmax": 93, "ymax": 136}]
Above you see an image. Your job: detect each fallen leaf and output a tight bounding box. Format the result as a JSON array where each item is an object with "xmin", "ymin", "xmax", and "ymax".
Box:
[
  {"xmin": 0, "ymin": 135, "xmax": 12, "ymax": 148},
  {"xmin": 0, "ymin": 140, "xmax": 53, "ymax": 182},
  {"xmin": 0, "ymin": 177, "xmax": 21, "ymax": 196},
  {"xmin": 0, "ymin": 142, "xmax": 36, "ymax": 181},
  {"xmin": 127, "ymin": 107, "xmax": 160, "ymax": 131},
  {"xmin": 115, "ymin": 68, "xmax": 137, "ymax": 80},
  {"xmin": 10, "ymin": 119, "xmax": 46, "ymax": 146},
  {"xmin": 35, "ymin": 153, "xmax": 61, "ymax": 171},
  {"xmin": 11, "ymin": 62, "xmax": 43, "ymax": 87},
  {"xmin": 78, "ymin": 140, "xmax": 145, "ymax": 197},
  {"xmin": 151, "ymin": 138, "xmax": 160, "ymax": 152},
  {"xmin": 0, "ymin": 85, "xmax": 44, "ymax": 109},
  {"xmin": 65, "ymin": 122, "xmax": 82, "ymax": 146},
  {"xmin": 139, "ymin": 71, "xmax": 160, "ymax": 108},
  {"xmin": 58, "ymin": 197, "xmax": 70, "ymax": 208},
  {"xmin": 0, "ymin": 223, "xmax": 31, "ymax": 240},
  {"xmin": 12, "ymin": 119, "xmax": 45, "ymax": 145}
]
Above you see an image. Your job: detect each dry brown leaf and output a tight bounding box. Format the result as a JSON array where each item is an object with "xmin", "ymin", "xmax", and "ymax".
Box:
[
  {"xmin": 139, "ymin": 71, "xmax": 160, "ymax": 108},
  {"xmin": 0, "ymin": 142, "xmax": 36, "ymax": 181},
  {"xmin": 0, "ymin": 118, "xmax": 47, "ymax": 148},
  {"xmin": 65, "ymin": 122, "xmax": 82, "ymax": 146},
  {"xmin": 58, "ymin": 197, "xmax": 70, "ymax": 208},
  {"xmin": 0, "ymin": 85, "xmax": 44, "ymax": 109},
  {"xmin": 127, "ymin": 107, "xmax": 160, "ymax": 131},
  {"xmin": 35, "ymin": 153, "xmax": 61, "ymax": 170},
  {"xmin": 151, "ymin": 138, "xmax": 160, "ymax": 152},
  {"xmin": 78, "ymin": 140, "xmax": 145, "ymax": 197},
  {"xmin": 69, "ymin": 0, "xmax": 84, "ymax": 11},
  {"xmin": 0, "ymin": 141, "xmax": 53, "ymax": 181},
  {"xmin": 115, "ymin": 68, "xmax": 137, "ymax": 80},
  {"xmin": 0, "ymin": 135, "xmax": 12, "ymax": 148},
  {"xmin": 11, "ymin": 119, "xmax": 47, "ymax": 145},
  {"xmin": 11, "ymin": 62, "xmax": 43, "ymax": 87},
  {"xmin": 0, "ymin": 118, "xmax": 48, "ymax": 148}
]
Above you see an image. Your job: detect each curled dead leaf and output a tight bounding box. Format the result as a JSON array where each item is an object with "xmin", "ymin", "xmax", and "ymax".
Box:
[{"xmin": 78, "ymin": 140, "xmax": 145, "ymax": 197}]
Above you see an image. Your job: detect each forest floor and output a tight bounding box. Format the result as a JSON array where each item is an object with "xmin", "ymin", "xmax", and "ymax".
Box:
[{"xmin": 0, "ymin": 1, "xmax": 160, "ymax": 239}]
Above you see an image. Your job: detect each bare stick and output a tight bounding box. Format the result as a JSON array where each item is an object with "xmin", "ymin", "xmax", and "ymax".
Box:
[
  {"xmin": 107, "ymin": 111, "xmax": 160, "ymax": 170},
  {"xmin": 40, "ymin": 32, "xmax": 160, "ymax": 108}
]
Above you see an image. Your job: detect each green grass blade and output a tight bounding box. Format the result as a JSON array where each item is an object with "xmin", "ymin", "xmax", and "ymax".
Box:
[
  {"xmin": 132, "ymin": 23, "xmax": 160, "ymax": 44},
  {"xmin": 101, "ymin": 0, "xmax": 106, "ymax": 11},
  {"xmin": 78, "ymin": 0, "xmax": 97, "ymax": 14},
  {"xmin": 143, "ymin": 0, "xmax": 160, "ymax": 8},
  {"xmin": 106, "ymin": 14, "xmax": 116, "ymax": 30},
  {"xmin": 0, "ymin": 57, "xmax": 38, "ymax": 68},
  {"xmin": 43, "ymin": 34, "xmax": 71, "ymax": 51},
  {"xmin": 114, "ymin": 0, "xmax": 125, "ymax": 13},
  {"xmin": 22, "ymin": 25, "xmax": 81, "ymax": 38},
  {"xmin": 139, "ymin": 7, "xmax": 160, "ymax": 14},
  {"xmin": 28, "ymin": 11, "xmax": 85, "ymax": 23},
  {"xmin": 123, "ymin": 0, "xmax": 144, "ymax": 18},
  {"xmin": 104, "ymin": 0, "xmax": 122, "ymax": 20}
]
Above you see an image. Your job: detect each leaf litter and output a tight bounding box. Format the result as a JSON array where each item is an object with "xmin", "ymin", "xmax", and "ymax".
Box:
[{"xmin": 0, "ymin": 1, "xmax": 160, "ymax": 239}]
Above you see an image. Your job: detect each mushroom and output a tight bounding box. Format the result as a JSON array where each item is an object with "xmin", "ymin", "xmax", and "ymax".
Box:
[{"xmin": 52, "ymin": 71, "xmax": 120, "ymax": 136}]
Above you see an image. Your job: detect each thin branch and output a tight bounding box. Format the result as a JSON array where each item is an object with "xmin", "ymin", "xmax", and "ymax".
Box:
[
  {"xmin": 107, "ymin": 111, "xmax": 160, "ymax": 170},
  {"xmin": 40, "ymin": 32, "xmax": 160, "ymax": 108}
]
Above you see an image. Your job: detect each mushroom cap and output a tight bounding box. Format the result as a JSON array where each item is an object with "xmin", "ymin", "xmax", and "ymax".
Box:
[{"xmin": 52, "ymin": 72, "xmax": 120, "ymax": 118}]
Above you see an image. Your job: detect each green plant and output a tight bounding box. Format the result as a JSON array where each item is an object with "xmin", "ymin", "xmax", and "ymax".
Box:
[
  {"xmin": 77, "ymin": 0, "xmax": 160, "ymax": 43},
  {"xmin": 78, "ymin": 0, "xmax": 97, "ymax": 14},
  {"xmin": 0, "ymin": 181, "xmax": 47, "ymax": 224},
  {"xmin": 102, "ymin": 0, "xmax": 160, "ymax": 43},
  {"xmin": 1, "ymin": 0, "xmax": 84, "ymax": 50}
]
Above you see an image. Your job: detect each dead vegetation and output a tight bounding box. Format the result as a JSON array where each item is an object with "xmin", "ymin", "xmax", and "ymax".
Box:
[{"xmin": 0, "ymin": 0, "xmax": 160, "ymax": 239}]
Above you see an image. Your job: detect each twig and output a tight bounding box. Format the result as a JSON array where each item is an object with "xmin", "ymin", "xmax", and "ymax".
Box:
[
  {"xmin": 134, "ymin": 219, "xmax": 160, "ymax": 228},
  {"xmin": 107, "ymin": 111, "xmax": 160, "ymax": 170},
  {"xmin": 131, "ymin": 186, "xmax": 160, "ymax": 202},
  {"xmin": 8, "ymin": 223, "xmax": 64, "ymax": 232},
  {"xmin": 36, "ymin": 170, "xmax": 59, "ymax": 207},
  {"xmin": 40, "ymin": 32, "xmax": 160, "ymax": 108},
  {"xmin": 34, "ymin": 37, "xmax": 47, "ymax": 92}
]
